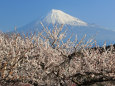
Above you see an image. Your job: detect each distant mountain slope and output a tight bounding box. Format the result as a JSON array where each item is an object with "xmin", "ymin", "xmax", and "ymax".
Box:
[
  {"xmin": 17, "ymin": 9, "xmax": 115, "ymax": 45},
  {"xmin": 43, "ymin": 9, "xmax": 88, "ymax": 26}
]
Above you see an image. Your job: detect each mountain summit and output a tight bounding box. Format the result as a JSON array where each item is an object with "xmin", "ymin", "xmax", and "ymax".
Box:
[
  {"xmin": 43, "ymin": 9, "xmax": 88, "ymax": 26},
  {"xmin": 17, "ymin": 9, "xmax": 115, "ymax": 45}
]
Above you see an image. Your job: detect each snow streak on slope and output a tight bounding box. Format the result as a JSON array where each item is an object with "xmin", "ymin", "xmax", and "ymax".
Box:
[{"xmin": 43, "ymin": 9, "xmax": 88, "ymax": 26}]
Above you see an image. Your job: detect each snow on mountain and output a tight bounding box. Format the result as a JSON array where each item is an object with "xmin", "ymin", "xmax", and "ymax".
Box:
[
  {"xmin": 17, "ymin": 9, "xmax": 88, "ymax": 32},
  {"xmin": 16, "ymin": 9, "xmax": 115, "ymax": 46},
  {"xmin": 43, "ymin": 9, "xmax": 88, "ymax": 26}
]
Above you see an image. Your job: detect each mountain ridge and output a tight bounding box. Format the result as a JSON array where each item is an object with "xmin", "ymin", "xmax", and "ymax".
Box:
[{"xmin": 16, "ymin": 9, "xmax": 115, "ymax": 46}]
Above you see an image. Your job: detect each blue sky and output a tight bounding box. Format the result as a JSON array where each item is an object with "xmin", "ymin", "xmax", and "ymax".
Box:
[{"xmin": 0, "ymin": 0, "xmax": 115, "ymax": 32}]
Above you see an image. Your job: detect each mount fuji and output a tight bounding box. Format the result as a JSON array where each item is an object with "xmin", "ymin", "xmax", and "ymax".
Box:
[
  {"xmin": 17, "ymin": 9, "xmax": 115, "ymax": 45},
  {"xmin": 43, "ymin": 9, "xmax": 88, "ymax": 26}
]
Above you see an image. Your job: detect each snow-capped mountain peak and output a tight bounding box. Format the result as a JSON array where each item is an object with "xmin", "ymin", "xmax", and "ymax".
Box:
[
  {"xmin": 17, "ymin": 9, "xmax": 115, "ymax": 45},
  {"xmin": 43, "ymin": 9, "xmax": 88, "ymax": 26}
]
